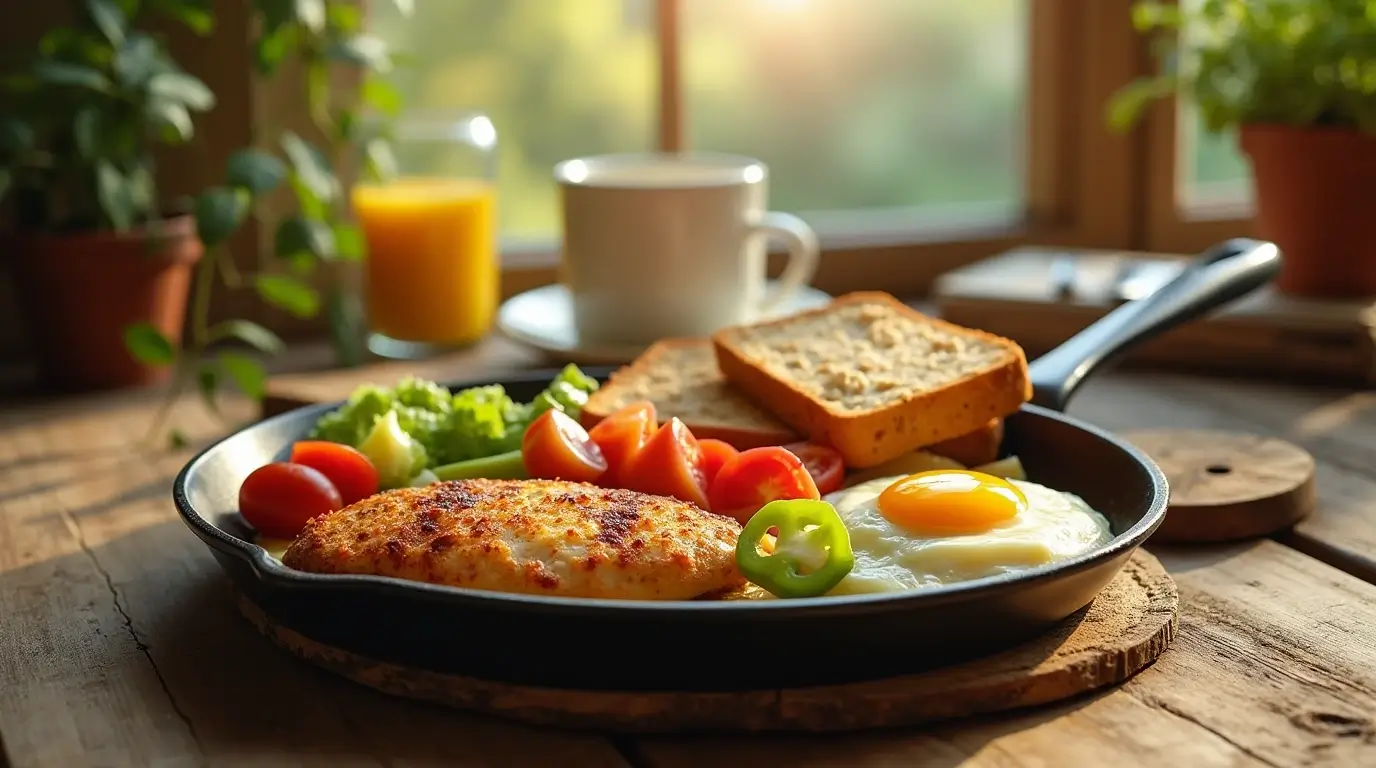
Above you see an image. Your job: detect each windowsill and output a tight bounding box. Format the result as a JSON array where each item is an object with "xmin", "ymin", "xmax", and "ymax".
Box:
[{"xmin": 497, "ymin": 201, "xmax": 1026, "ymax": 270}]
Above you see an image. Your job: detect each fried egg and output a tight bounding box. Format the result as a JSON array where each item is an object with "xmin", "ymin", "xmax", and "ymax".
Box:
[{"xmin": 824, "ymin": 470, "xmax": 1113, "ymax": 594}]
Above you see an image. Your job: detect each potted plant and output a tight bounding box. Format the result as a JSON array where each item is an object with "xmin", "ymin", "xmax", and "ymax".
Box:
[
  {"xmin": 0, "ymin": 0, "xmax": 228, "ymax": 390},
  {"xmin": 1110, "ymin": 0, "xmax": 1376, "ymax": 298}
]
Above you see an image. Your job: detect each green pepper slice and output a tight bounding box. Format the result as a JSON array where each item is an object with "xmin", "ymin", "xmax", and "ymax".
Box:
[{"xmin": 736, "ymin": 499, "xmax": 855, "ymax": 599}]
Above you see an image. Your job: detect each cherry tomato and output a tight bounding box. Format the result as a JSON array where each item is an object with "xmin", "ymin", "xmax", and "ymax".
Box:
[
  {"xmin": 782, "ymin": 441, "xmax": 846, "ymax": 496},
  {"xmin": 522, "ymin": 408, "xmax": 608, "ymax": 483},
  {"xmin": 708, "ymin": 446, "xmax": 820, "ymax": 524},
  {"xmin": 587, "ymin": 401, "xmax": 658, "ymax": 487},
  {"xmin": 289, "ymin": 440, "xmax": 380, "ymax": 505},
  {"xmin": 698, "ymin": 438, "xmax": 740, "ymax": 488},
  {"xmin": 622, "ymin": 417, "xmax": 710, "ymax": 510},
  {"xmin": 238, "ymin": 462, "xmax": 343, "ymax": 539}
]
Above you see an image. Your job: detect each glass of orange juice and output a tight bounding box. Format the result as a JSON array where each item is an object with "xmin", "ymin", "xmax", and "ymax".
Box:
[{"xmin": 352, "ymin": 110, "xmax": 499, "ymax": 358}]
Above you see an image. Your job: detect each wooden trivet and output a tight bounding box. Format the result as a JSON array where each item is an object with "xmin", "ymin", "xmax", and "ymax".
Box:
[
  {"xmin": 235, "ymin": 551, "xmax": 1177, "ymax": 733},
  {"xmin": 1123, "ymin": 429, "xmax": 1317, "ymax": 544}
]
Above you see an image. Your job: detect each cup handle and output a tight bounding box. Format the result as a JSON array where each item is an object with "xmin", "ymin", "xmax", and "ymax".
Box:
[{"xmin": 751, "ymin": 211, "xmax": 821, "ymax": 314}]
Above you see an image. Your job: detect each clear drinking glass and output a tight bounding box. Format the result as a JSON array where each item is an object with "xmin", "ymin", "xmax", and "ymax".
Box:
[{"xmin": 352, "ymin": 110, "xmax": 500, "ymax": 359}]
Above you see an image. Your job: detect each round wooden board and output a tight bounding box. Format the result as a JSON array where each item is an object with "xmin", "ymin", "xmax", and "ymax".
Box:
[
  {"xmin": 235, "ymin": 550, "xmax": 1178, "ymax": 733},
  {"xmin": 1123, "ymin": 429, "xmax": 1317, "ymax": 544}
]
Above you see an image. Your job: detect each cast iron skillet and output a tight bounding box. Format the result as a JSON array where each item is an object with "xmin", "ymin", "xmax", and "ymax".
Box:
[{"xmin": 174, "ymin": 238, "xmax": 1280, "ymax": 692}]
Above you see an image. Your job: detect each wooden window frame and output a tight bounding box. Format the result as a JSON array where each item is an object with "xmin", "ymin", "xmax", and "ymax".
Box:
[{"xmin": 1141, "ymin": 78, "xmax": 1255, "ymax": 255}]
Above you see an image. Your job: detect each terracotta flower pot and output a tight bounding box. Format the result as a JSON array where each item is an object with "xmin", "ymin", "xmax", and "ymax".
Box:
[
  {"xmin": 1240, "ymin": 124, "xmax": 1376, "ymax": 298},
  {"xmin": 6, "ymin": 215, "xmax": 203, "ymax": 391}
]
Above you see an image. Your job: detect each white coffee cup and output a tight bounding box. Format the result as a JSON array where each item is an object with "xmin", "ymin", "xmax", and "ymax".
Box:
[{"xmin": 555, "ymin": 152, "xmax": 820, "ymax": 345}]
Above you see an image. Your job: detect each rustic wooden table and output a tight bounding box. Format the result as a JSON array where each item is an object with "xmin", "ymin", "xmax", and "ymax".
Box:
[{"xmin": 3, "ymin": 337, "xmax": 1376, "ymax": 767}]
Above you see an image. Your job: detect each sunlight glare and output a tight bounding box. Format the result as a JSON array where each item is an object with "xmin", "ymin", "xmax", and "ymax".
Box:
[{"xmin": 761, "ymin": 0, "xmax": 810, "ymax": 11}]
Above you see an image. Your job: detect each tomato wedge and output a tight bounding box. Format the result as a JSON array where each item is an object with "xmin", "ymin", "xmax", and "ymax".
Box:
[
  {"xmin": 587, "ymin": 401, "xmax": 658, "ymax": 487},
  {"xmin": 708, "ymin": 446, "xmax": 821, "ymax": 524},
  {"xmin": 782, "ymin": 441, "xmax": 846, "ymax": 496},
  {"xmin": 522, "ymin": 409, "xmax": 608, "ymax": 483},
  {"xmin": 289, "ymin": 440, "xmax": 381, "ymax": 505},
  {"xmin": 698, "ymin": 438, "xmax": 740, "ymax": 488},
  {"xmin": 621, "ymin": 417, "xmax": 710, "ymax": 509},
  {"xmin": 239, "ymin": 462, "xmax": 343, "ymax": 539}
]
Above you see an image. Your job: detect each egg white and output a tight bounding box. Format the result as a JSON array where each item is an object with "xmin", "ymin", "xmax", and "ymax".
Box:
[{"xmin": 824, "ymin": 474, "xmax": 1114, "ymax": 595}]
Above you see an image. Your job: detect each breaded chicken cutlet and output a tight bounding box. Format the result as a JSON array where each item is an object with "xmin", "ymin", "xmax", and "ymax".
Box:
[{"xmin": 281, "ymin": 478, "xmax": 746, "ymax": 600}]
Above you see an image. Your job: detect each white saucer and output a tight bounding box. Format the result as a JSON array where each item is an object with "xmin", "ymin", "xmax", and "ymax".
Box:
[{"xmin": 497, "ymin": 282, "xmax": 833, "ymax": 365}]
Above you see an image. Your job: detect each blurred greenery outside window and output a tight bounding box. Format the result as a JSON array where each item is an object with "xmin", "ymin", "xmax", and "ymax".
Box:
[
  {"xmin": 369, "ymin": 0, "xmax": 1029, "ymax": 252},
  {"xmin": 368, "ymin": 0, "xmax": 1256, "ymax": 261}
]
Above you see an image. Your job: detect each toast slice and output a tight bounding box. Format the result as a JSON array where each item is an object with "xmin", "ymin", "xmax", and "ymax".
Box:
[
  {"xmin": 580, "ymin": 339, "xmax": 797, "ymax": 449},
  {"xmin": 711, "ymin": 292, "xmax": 1031, "ymax": 469},
  {"xmin": 581, "ymin": 338, "xmax": 1006, "ymax": 465}
]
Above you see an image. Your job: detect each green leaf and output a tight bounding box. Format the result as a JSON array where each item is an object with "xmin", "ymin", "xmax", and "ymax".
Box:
[
  {"xmin": 33, "ymin": 61, "xmax": 110, "ymax": 91},
  {"xmin": 226, "ymin": 149, "xmax": 286, "ymax": 195},
  {"xmin": 253, "ymin": 27, "xmax": 296, "ymax": 75},
  {"xmin": 363, "ymin": 138, "xmax": 397, "ymax": 183},
  {"xmin": 0, "ymin": 118, "xmax": 35, "ymax": 156},
  {"xmin": 361, "ymin": 77, "xmax": 402, "ymax": 116},
  {"xmin": 194, "ymin": 186, "xmax": 250, "ymax": 247},
  {"xmin": 326, "ymin": 1, "xmax": 362, "ymax": 32},
  {"xmin": 123, "ymin": 322, "xmax": 175, "ymax": 365},
  {"xmin": 148, "ymin": 71, "xmax": 215, "ymax": 111},
  {"xmin": 1106, "ymin": 76, "xmax": 1178, "ymax": 132},
  {"xmin": 39, "ymin": 27, "xmax": 105, "ymax": 63},
  {"xmin": 113, "ymin": 33, "xmax": 162, "ymax": 88},
  {"xmin": 295, "ymin": 0, "xmax": 325, "ymax": 32},
  {"xmin": 146, "ymin": 97, "xmax": 194, "ymax": 142},
  {"xmin": 274, "ymin": 216, "xmax": 336, "ymax": 261},
  {"xmin": 333, "ymin": 223, "xmax": 364, "ymax": 261},
  {"xmin": 287, "ymin": 174, "xmax": 327, "ymax": 219},
  {"xmin": 254, "ymin": 0, "xmax": 296, "ymax": 32},
  {"xmin": 327, "ymin": 35, "xmax": 391, "ymax": 72},
  {"xmin": 280, "ymin": 131, "xmax": 338, "ymax": 202},
  {"xmin": 127, "ymin": 164, "xmax": 155, "ymax": 219},
  {"xmin": 86, "ymin": 0, "xmax": 127, "ymax": 44},
  {"xmin": 74, "ymin": 107, "xmax": 102, "ymax": 159},
  {"xmin": 219, "ymin": 352, "xmax": 268, "ymax": 399},
  {"xmin": 255, "ymin": 273, "xmax": 320, "ymax": 318},
  {"xmin": 96, "ymin": 161, "xmax": 134, "ymax": 231},
  {"xmin": 212, "ymin": 319, "xmax": 284, "ymax": 353},
  {"xmin": 1131, "ymin": 1, "xmax": 1182, "ymax": 31},
  {"xmin": 151, "ymin": 0, "xmax": 215, "ymax": 34},
  {"xmin": 197, "ymin": 363, "xmax": 220, "ymax": 414}
]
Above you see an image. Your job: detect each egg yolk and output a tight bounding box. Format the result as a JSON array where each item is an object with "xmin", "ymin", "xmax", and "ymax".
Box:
[{"xmin": 877, "ymin": 470, "xmax": 1027, "ymax": 535}]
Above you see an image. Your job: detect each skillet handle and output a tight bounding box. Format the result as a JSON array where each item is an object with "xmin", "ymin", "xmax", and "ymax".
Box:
[{"xmin": 1027, "ymin": 238, "xmax": 1282, "ymax": 412}]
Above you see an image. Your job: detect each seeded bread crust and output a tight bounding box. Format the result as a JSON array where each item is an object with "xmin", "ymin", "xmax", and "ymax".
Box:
[
  {"xmin": 711, "ymin": 292, "xmax": 1031, "ymax": 469},
  {"xmin": 582, "ymin": 337, "xmax": 1007, "ymax": 465}
]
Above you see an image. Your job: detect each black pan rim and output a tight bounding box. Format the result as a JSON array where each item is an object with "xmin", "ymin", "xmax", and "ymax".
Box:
[{"xmin": 172, "ymin": 377, "xmax": 1168, "ymax": 617}]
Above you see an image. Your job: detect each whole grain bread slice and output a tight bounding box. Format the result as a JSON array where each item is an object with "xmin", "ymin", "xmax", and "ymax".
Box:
[
  {"xmin": 581, "ymin": 337, "xmax": 1007, "ymax": 465},
  {"xmin": 711, "ymin": 292, "xmax": 1031, "ymax": 469},
  {"xmin": 580, "ymin": 339, "xmax": 797, "ymax": 449}
]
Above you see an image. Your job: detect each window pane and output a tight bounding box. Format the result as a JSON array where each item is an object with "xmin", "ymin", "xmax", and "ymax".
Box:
[
  {"xmin": 369, "ymin": 0, "xmax": 657, "ymax": 239},
  {"xmin": 683, "ymin": 0, "xmax": 1027, "ymax": 231},
  {"xmin": 1182, "ymin": 105, "xmax": 1253, "ymax": 209}
]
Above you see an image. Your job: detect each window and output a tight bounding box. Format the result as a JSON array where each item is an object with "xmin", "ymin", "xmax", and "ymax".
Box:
[
  {"xmin": 352, "ymin": 0, "xmax": 1240, "ymax": 296},
  {"xmin": 1184, "ymin": 111, "xmax": 1252, "ymax": 209},
  {"xmin": 369, "ymin": 0, "xmax": 658, "ymax": 241},
  {"xmin": 683, "ymin": 0, "xmax": 1027, "ymax": 236}
]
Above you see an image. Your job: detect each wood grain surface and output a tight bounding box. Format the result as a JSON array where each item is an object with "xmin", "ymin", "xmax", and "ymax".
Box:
[
  {"xmin": 233, "ymin": 551, "xmax": 1176, "ymax": 734},
  {"xmin": 632, "ymin": 541, "xmax": 1376, "ymax": 767},
  {"xmin": 1121, "ymin": 429, "xmax": 1317, "ymax": 543},
  {"xmin": 3, "ymin": 360, "xmax": 1376, "ymax": 765}
]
